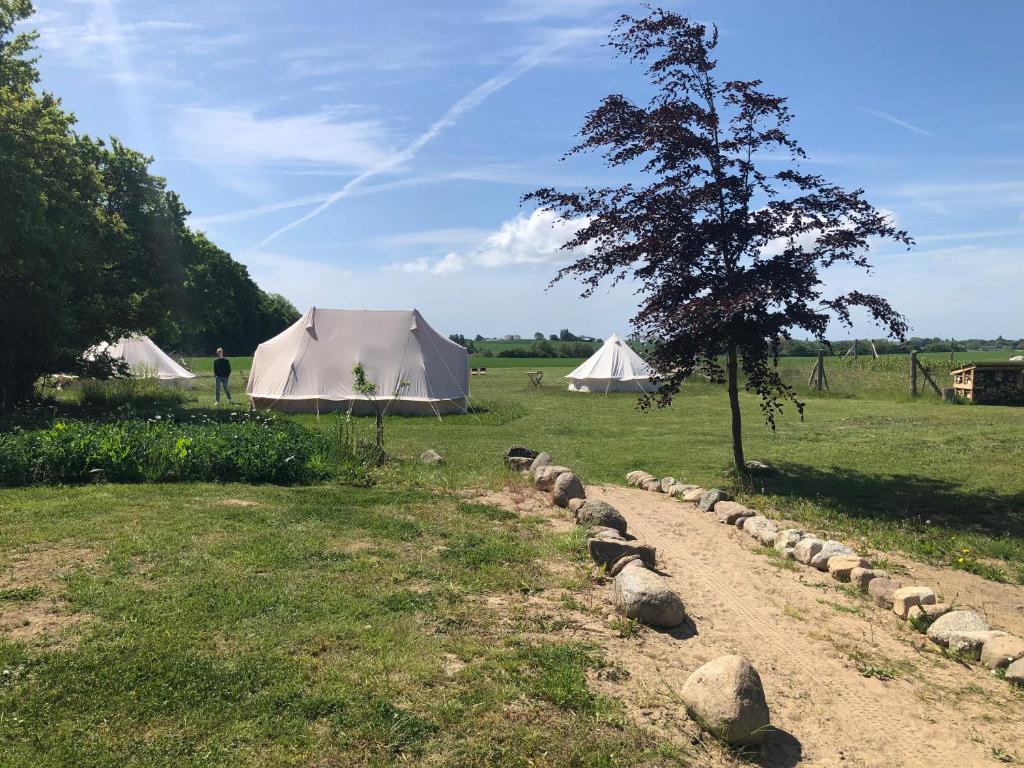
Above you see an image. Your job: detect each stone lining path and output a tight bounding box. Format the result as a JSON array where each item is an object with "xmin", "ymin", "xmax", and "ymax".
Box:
[{"xmin": 587, "ymin": 484, "xmax": 1024, "ymax": 768}]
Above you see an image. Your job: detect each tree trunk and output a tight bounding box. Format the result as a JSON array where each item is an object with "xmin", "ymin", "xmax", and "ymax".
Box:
[{"xmin": 726, "ymin": 342, "xmax": 745, "ymax": 473}]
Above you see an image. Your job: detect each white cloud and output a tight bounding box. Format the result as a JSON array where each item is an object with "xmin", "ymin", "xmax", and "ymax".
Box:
[
  {"xmin": 172, "ymin": 106, "xmax": 395, "ymax": 169},
  {"xmin": 390, "ymin": 253, "xmax": 465, "ymax": 275},
  {"xmin": 475, "ymin": 208, "xmax": 592, "ymax": 267}
]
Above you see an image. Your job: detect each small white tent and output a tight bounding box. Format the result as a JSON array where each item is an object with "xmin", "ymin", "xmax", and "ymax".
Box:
[
  {"xmin": 565, "ymin": 333, "xmax": 657, "ymax": 393},
  {"xmin": 246, "ymin": 308, "xmax": 469, "ymax": 415},
  {"xmin": 89, "ymin": 335, "xmax": 196, "ymax": 383}
]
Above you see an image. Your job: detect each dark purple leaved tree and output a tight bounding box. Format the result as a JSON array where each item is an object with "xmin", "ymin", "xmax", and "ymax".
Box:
[{"xmin": 526, "ymin": 8, "xmax": 911, "ymax": 473}]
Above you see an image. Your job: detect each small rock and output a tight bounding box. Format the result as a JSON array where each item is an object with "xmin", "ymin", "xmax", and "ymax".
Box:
[
  {"xmin": 626, "ymin": 470, "xmax": 650, "ymax": 486},
  {"xmin": 946, "ymin": 631, "xmax": 1007, "ymax": 661},
  {"xmin": 643, "ymin": 479, "xmax": 663, "ymax": 492},
  {"xmin": 773, "ymin": 530, "xmax": 804, "ymax": 555},
  {"xmin": 682, "ymin": 487, "xmax": 706, "ymax": 503},
  {"xmin": 868, "ymin": 577, "xmax": 902, "ymax": 609},
  {"xmin": 567, "ymin": 497, "xmax": 587, "ymax": 514},
  {"xmin": 660, "ymin": 476, "xmax": 677, "ymax": 493},
  {"xmin": 588, "ymin": 537, "xmax": 656, "ymax": 570},
  {"xmin": 534, "ymin": 465, "xmax": 572, "ymax": 491},
  {"xmin": 891, "ymin": 586, "xmax": 936, "ymax": 620},
  {"xmin": 613, "ymin": 564, "xmax": 686, "ymax": 628},
  {"xmin": 744, "ymin": 460, "xmax": 773, "ymax": 472},
  {"xmin": 926, "ymin": 610, "xmax": 989, "ymax": 647},
  {"xmin": 698, "ymin": 488, "xmax": 731, "ymax": 512},
  {"xmin": 849, "ymin": 567, "xmax": 888, "ymax": 592},
  {"xmin": 827, "ymin": 555, "xmax": 872, "ymax": 582},
  {"xmin": 1005, "ymin": 657, "xmax": 1024, "ymax": 685},
  {"xmin": 792, "ymin": 537, "xmax": 824, "ymax": 565},
  {"xmin": 504, "ymin": 446, "xmax": 537, "ymax": 467},
  {"xmin": 575, "ymin": 500, "xmax": 628, "ymax": 535},
  {"xmin": 680, "ymin": 656, "xmax": 771, "ymax": 747},
  {"xmin": 529, "ymin": 452, "xmax": 552, "ymax": 476},
  {"xmin": 552, "ymin": 472, "xmax": 585, "ymax": 508},
  {"xmin": 809, "ymin": 540, "xmax": 855, "ymax": 571},
  {"xmin": 980, "ymin": 635, "xmax": 1024, "ymax": 670},
  {"xmin": 419, "ymin": 449, "xmax": 444, "ymax": 465},
  {"xmin": 714, "ymin": 501, "xmax": 753, "ymax": 525}
]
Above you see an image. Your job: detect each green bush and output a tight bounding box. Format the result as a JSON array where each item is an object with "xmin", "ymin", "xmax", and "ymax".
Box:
[
  {"xmin": 0, "ymin": 412, "xmax": 329, "ymax": 486},
  {"xmin": 75, "ymin": 378, "xmax": 192, "ymax": 415}
]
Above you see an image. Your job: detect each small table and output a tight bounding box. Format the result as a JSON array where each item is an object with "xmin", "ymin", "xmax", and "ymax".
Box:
[{"xmin": 526, "ymin": 370, "xmax": 543, "ymax": 387}]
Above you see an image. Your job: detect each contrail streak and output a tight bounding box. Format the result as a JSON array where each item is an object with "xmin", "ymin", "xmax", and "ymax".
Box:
[{"xmin": 250, "ymin": 28, "xmax": 598, "ymax": 250}]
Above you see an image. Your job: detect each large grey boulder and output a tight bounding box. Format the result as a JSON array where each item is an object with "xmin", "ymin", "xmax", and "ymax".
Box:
[
  {"xmin": 980, "ymin": 635, "xmax": 1024, "ymax": 670},
  {"xmin": 588, "ymin": 537, "xmax": 656, "ymax": 570},
  {"xmin": 698, "ymin": 488, "xmax": 731, "ymax": 512},
  {"xmin": 552, "ymin": 472, "xmax": 585, "ymax": 508},
  {"xmin": 809, "ymin": 540, "xmax": 855, "ymax": 570},
  {"xmin": 504, "ymin": 446, "xmax": 537, "ymax": 467},
  {"xmin": 680, "ymin": 655, "xmax": 771, "ymax": 746},
  {"xmin": 529, "ymin": 452, "xmax": 552, "ymax": 476},
  {"xmin": 575, "ymin": 500, "xmax": 627, "ymax": 535},
  {"xmin": 791, "ymin": 537, "xmax": 824, "ymax": 565},
  {"xmin": 613, "ymin": 562, "xmax": 686, "ymax": 627},
  {"xmin": 774, "ymin": 529, "xmax": 804, "ymax": 555},
  {"xmin": 926, "ymin": 610, "xmax": 989, "ymax": 647},
  {"xmin": 534, "ymin": 465, "xmax": 572, "ymax": 491},
  {"xmin": 742, "ymin": 516, "xmax": 779, "ymax": 546},
  {"xmin": 1005, "ymin": 657, "xmax": 1024, "ymax": 686}
]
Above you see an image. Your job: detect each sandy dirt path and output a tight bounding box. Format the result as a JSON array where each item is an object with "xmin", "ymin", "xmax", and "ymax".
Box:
[{"xmin": 585, "ymin": 484, "xmax": 1024, "ymax": 768}]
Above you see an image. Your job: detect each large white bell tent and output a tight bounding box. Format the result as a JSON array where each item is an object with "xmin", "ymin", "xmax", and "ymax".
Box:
[
  {"xmin": 246, "ymin": 308, "xmax": 470, "ymax": 415},
  {"xmin": 89, "ymin": 334, "xmax": 196, "ymax": 383},
  {"xmin": 565, "ymin": 333, "xmax": 657, "ymax": 393}
]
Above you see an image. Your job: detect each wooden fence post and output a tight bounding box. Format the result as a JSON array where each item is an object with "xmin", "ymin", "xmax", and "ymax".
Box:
[
  {"xmin": 910, "ymin": 350, "xmax": 918, "ymax": 397},
  {"xmin": 816, "ymin": 349, "xmax": 825, "ymax": 391}
]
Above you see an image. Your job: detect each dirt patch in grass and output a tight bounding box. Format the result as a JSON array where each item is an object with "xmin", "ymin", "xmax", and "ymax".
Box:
[
  {"xmin": 463, "ymin": 484, "xmax": 575, "ymax": 534},
  {"xmin": 216, "ymin": 498, "xmax": 262, "ymax": 508},
  {"xmin": 0, "ymin": 543, "xmax": 99, "ymax": 647}
]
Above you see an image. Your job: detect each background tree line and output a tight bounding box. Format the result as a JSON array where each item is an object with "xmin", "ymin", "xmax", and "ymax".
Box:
[{"xmin": 0, "ymin": 1, "xmax": 298, "ymax": 404}]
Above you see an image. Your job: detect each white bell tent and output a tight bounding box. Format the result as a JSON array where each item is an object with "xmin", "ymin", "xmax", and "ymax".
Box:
[
  {"xmin": 89, "ymin": 335, "xmax": 196, "ymax": 383},
  {"xmin": 565, "ymin": 333, "xmax": 657, "ymax": 393},
  {"xmin": 246, "ymin": 308, "xmax": 470, "ymax": 415}
]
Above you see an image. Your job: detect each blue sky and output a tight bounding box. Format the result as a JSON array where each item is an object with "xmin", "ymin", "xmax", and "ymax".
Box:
[{"xmin": 25, "ymin": 0, "xmax": 1024, "ymax": 340}]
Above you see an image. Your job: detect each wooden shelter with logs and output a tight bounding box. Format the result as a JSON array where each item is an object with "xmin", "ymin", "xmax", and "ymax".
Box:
[{"xmin": 950, "ymin": 362, "xmax": 1024, "ymax": 405}]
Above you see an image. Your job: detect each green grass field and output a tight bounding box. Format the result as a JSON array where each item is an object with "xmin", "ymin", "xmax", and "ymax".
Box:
[{"xmin": 3, "ymin": 349, "xmax": 1024, "ymax": 764}]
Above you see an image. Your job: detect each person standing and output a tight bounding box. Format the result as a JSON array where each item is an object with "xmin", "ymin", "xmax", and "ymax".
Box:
[{"xmin": 213, "ymin": 348, "xmax": 232, "ymax": 404}]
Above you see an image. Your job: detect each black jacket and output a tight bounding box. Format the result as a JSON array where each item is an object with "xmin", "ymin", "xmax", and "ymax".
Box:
[{"xmin": 213, "ymin": 357, "xmax": 231, "ymax": 378}]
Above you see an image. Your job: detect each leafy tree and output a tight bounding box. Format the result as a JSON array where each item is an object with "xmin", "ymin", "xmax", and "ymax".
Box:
[
  {"xmin": 534, "ymin": 331, "xmax": 544, "ymax": 340},
  {"xmin": 527, "ymin": 9, "xmax": 910, "ymax": 471}
]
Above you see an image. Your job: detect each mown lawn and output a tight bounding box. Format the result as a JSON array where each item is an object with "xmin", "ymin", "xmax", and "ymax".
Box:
[{"xmin": 0, "ymin": 482, "xmax": 685, "ymax": 767}]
